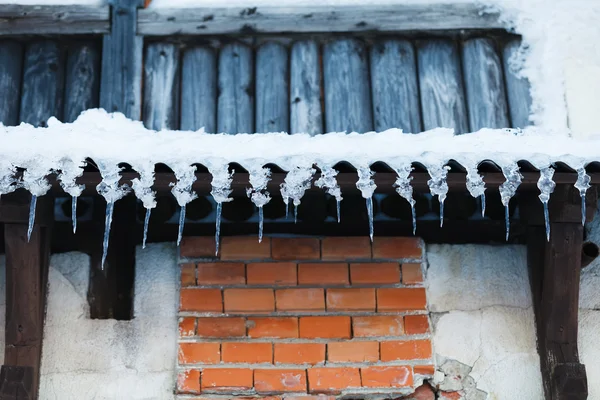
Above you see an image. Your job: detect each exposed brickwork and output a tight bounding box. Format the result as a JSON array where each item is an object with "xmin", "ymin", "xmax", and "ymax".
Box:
[{"xmin": 177, "ymin": 236, "xmax": 430, "ymax": 399}]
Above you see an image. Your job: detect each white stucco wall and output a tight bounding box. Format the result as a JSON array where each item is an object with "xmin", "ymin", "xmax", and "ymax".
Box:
[{"xmin": 38, "ymin": 244, "xmax": 179, "ymax": 400}]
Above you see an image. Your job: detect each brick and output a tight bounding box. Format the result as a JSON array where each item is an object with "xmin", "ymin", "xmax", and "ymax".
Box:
[
  {"xmin": 298, "ymin": 263, "xmax": 349, "ymax": 285},
  {"xmin": 380, "ymin": 340, "xmax": 433, "ymax": 361},
  {"xmin": 221, "ymin": 342, "xmax": 272, "ymax": 363},
  {"xmin": 254, "ymin": 369, "xmax": 307, "ymax": 393},
  {"xmin": 247, "ymin": 262, "xmax": 297, "ymax": 285},
  {"xmin": 377, "ymin": 288, "xmax": 427, "ymax": 311},
  {"xmin": 361, "ymin": 366, "xmax": 413, "ymax": 388},
  {"xmin": 352, "ymin": 316, "xmax": 404, "ymax": 337},
  {"xmin": 274, "ymin": 343, "xmax": 325, "ymax": 365},
  {"xmin": 372, "ymin": 237, "xmax": 422, "ymax": 260},
  {"xmin": 178, "ymin": 343, "xmax": 220, "ymax": 364},
  {"xmin": 307, "ymin": 368, "xmax": 361, "ymax": 393},
  {"xmin": 326, "ymin": 288, "xmax": 375, "ymax": 311},
  {"xmin": 179, "ymin": 317, "xmax": 196, "ymax": 337},
  {"xmin": 180, "ymin": 237, "xmax": 217, "ymax": 258},
  {"xmin": 180, "ymin": 288, "xmax": 223, "ymax": 312},
  {"xmin": 404, "ymin": 315, "xmax": 430, "ymax": 335},
  {"xmin": 414, "ymin": 365, "xmax": 436, "ymax": 376},
  {"xmin": 201, "ymin": 368, "xmax": 253, "ymax": 390},
  {"xmin": 276, "ymin": 288, "xmax": 324, "ymax": 311},
  {"xmin": 272, "ymin": 238, "xmax": 320, "ymax": 260},
  {"xmin": 196, "ymin": 262, "xmax": 246, "ymax": 285},
  {"xmin": 321, "ymin": 237, "xmax": 371, "ymax": 260},
  {"xmin": 402, "ymin": 263, "xmax": 424, "ymax": 285},
  {"xmin": 181, "ymin": 263, "xmax": 196, "ymax": 286},
  {"xmin": 406, "ymin": 384, "xmax": 436, "ymax": 400},
  {"xmin": 247, "ymin": 317, "xmax": 298, "ymax": 338},
  {"xmin": 285, "ymin": 397, "xmax": 335, "ymax": 400},
  {"xmin": 327, "ymin": 342, "xmax": 379, "ymax": 363},
  {"xmin": 224, "ymin": 289, "xmax": 274, "ymax": 313},
  {"xmin": 350, "ymin": 262, "xmax": 400, "ymax": 284},
  {"xmin": 299, "ymin": 316, "xmax": 351, "ymax": 339},
  {"xmin": 221, "ymin": 237, "xmax": 271, "ymax": 260},
  {"xmin": 439, "ymin": 392, "xmax": 463, "ymax": 400},
  {"xmin": 177, "ymin": 369, "xmax": 200, "ymax": 394},
  {"xmin": 196, "ymin": 317, "xmax": 246, "ymax": 338}
]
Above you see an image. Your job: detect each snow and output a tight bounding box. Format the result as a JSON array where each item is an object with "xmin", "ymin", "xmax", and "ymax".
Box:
[{"xmin": 0, "ymin": 0, "xmax": 105, "ymax": 4}]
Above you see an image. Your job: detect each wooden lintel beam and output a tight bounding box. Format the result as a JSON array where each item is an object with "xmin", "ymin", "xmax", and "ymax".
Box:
[{"xmin": 527, "ymin": 185, "xmax": 591, "ymax": 400}]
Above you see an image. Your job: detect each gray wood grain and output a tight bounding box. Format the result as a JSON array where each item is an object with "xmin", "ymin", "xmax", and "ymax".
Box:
[
  {"xmin": 255, "ymin": 42, "xmax": 289, "ymax": 133},
  {"xmin": 503, "ymin": 39, "xmax": 532, "ymax": 128},
  {"xmin": 217, "ymin": 42, "xmax": 254, "ymax": 134},
  {"xmin": 20, "ymin": 41, "xmax": 64, "ymax": 127},
  {"xmin": 462, "ymin": 38, "xmax": 509, "ymax": 131},
  {"xmin": 64, "ymin": 42, "xmax": 100, "ymax": 123},
  {"xmin": 323, "ymin": 38, "xmax": 372, "ymax": 133},
  {"xmin": 0, "ymin": 41, "xmax": 23, "ymax": 126},
  {"xmin": 99, "ymin": 0, "xmax": 144, "ymax": 120},
  {"xmin": 181, "ymin": 46, "xmax": 217, "ymax": 133},
  {"xmin": 290, "ymin": 40, "xmax": 323, "ymax": 136},
  {"xmin": 143, "ymin": 42, "xmax": 180, "ymax": 130},
  {"xmin": 138, "ymin": 4, "xmax": 502, "ymax": 36},
  {"xmin": 370, "ymin": 39, "xmax": 421, "ymax": 133},
  {"xmin": 0, "ymin": 5, "xmax": 109, "ymax": 35},
  {"xmin": 417, "ymin": 39, "xmax": 469, "ymax": 134}
]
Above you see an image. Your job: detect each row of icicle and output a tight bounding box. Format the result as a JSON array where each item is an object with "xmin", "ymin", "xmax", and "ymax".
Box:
[{"xmin": 12, "ymin": 163, "xmax": 593, "ymax": 268}]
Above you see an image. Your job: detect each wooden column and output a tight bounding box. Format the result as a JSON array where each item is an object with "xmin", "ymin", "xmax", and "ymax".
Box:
[
  {"xmin": 0, "ymin": 192, "xmax": 53, "ymax": 399},
  {"xmin": 525, "ymin": 185, "xmax": 597, "ymax": 400}
]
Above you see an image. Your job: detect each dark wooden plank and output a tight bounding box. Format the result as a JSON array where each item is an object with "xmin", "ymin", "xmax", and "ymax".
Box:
[
  {"xmin": 64, "ymin": 42, "xmax": 101, "ymax": 123},
  {"xmin": 20, "ymin": 41, "xmax": 64, "ymax": 127},
  {"xmin": 138, "ymin": 4, "xmax": 503, "ymax": 35},
  {"xmin": 462, "ymin": 38, "xmax": 509, "ymax": 131},
  {"xmin": 181, "ymin": 46, "xmax": 217, "ymax": 133},
  {"xmin": 0, "ymin": 41, "xmax": 23, "ymax": 126},
  {"xmin": 503, "ymin": 39, "xmax": 533, "ymax": 129},
  {"xmin": 143, "ymin": 42, "xmax": 180, "ymax": 130},
  {"xmin": 290, "ymin": 40, "xmax": 323, "ymax": 135},
  {"xmin": 99, "ymin": 0, "xmax": 144, "ymax": 120},
  {"xmin": 0, "ymin": 5, "xmax": 109, "ymax": 35},
  {"xmin": 370, "ymin": 39, "xmax": 421, "ymax": 133},
  {"xmin": 255, "ymin": 42, "xmax": 289, "ymax": 133},
  {"xmin": 0, "ymin": 365, "xmax": 34, "ymax": 399},
  {"xmin": 417, "ymin": 39, "xmax": 469, "ymax": 133},
  {"xmin": 323, "ymin": 38, "xmax": 372, "ymax": 133},
  {"xmin": 217, "ymin": 42, "xmax": 254, "ymax": 134}
]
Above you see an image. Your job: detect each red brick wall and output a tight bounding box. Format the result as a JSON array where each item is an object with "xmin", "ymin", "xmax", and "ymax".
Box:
[{"xmin": 176, "ymin": 236, "xmax": 433, "ymax": 399}]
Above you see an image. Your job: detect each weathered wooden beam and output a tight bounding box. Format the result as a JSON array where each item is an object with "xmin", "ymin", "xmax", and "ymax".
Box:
[
  {"xmin": 181, "ymin": 46, "xmax": 217, "ymax": 133},
  {"xmin": 290, "ymin": 40, "xmax": 323, "ymax": 136},
  {"xmin": 526, "ymin": 185, "xmax": 591, "ymax": 400},
  {"xmin": 0, "ymin": 41, "xmax": 23, "ymax": 126},
  {"xmin": 0, "ymin": 5, "xmax": 110, "ymax": 36},
  {"xmin": 0, "ymin": 192, "xmax": 53, "ymax": 400},
  {"xmin": 503, "ymin": 39, "xmax": 533, "ymax": 129},
  {"xmin": 255, "ymin": 42, "xmax": 289, "ymax": 133},
  {"xmin": 64, "ymin": 42, "xmax": 101, "ymax": 123},
  {"xmin": 137, "ymin": 4, "xmax": 503, "ymax": 36}
]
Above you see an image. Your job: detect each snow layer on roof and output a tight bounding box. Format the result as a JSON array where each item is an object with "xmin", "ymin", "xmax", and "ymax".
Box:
[{"xmin": 0, "ymin": 0, "xmax": 105, "ymax": 4}]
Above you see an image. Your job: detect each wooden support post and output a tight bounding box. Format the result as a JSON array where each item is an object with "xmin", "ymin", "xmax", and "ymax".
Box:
[
  {"xmin": 525, "ymin": 185, "xmax": 597, "ymax": 400},
  {"xmin": 0, "ymin": 192, "xmax": 53, "ymax": 400}
]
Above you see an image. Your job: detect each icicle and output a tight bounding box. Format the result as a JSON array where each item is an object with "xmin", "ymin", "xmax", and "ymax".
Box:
[
  {"xmin": 143, "ymin": 207, "xmax": 151, "ymax": 249},
  {"xmin": 247, "ymin": 167, "xmax": 272, "ymax": 240},
  {"xmin": 285, "ymin": 204, "xmax": 289, "ymax": 219},
  {"xmin": 72, "ymin": 196, "xmax": 78, "ymax": 234},
  {"xmin": 209, "ymin": 164, "xmax": 234, "ymax": 256},
  {"xmin": 575, "ymin": 167, "xmax": 591, "ymax": 226},
  {"xmin": 294, "ymin": 205, "xmax": 298, "ymax": 224},
  {"xmin": 315, "ymin": 166, "xmax": 343, "ymax": 222},
  {"xmin": 281, "ymin": 166, "xmax": 315, "ymax": 219},
  {"xmin": 394, "ymin": 165, "xmax": 417, "ymax": 235},
  {"xmin": 499, "ymin": 163, "xmax": 523, "ymax": 241},
  {"xmin": 27, "ymin": 195, "xmax": 37, "ymax": 242},
  {"xmin": 57, "ymin": 158, "xmax": 85, "ymax": 235},
  {"xmin": 537, "ymin": 167, "xmax": 556, "ymax": 241},
  {"xmin": 171, "ymin": 164, "xmax": 197, "ymax": 246},
  {"xmin": 356, "ymin": 166, "xmax": 377, "ymax": 241},
  {"xmin": 102, "ymin": 201, "xmax": 115, "ymax": 267},
  {"xmin": 426, "ymin": 164, "xmax": 450, "ymax": 228},
  {"xmin": 0, "ymin": 161, "xmax": 18, "ymax": 198},
  {"xmin": 258, "ymin": 206, "xmax": 264, "ymax": 243},
  {"xmin": 465, "ymin": 165, "xmax": 486, "ymax": 218}
]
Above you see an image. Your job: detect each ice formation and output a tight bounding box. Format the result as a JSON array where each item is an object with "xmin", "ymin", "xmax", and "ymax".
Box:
[
  {"xmin": 356, "ymin": 166, "xmax": 377, "ymax": 241},
  {"xmin": 315, "ymin": 165, "xmax": 343, "ymax": 223},
  {"xmin": 465, "ymin": 164, "xmax": 487, "ymax": 217},
  {"xmin": 131, "ymin": 161, "xmax": 157, "ymax": 249},
  {"xmin": 575, "ymin": 167, "xmax": 591, "ymax": 225},
  {"xmin": 208, "ymin": 163, "xmax": 234, "ymax": 255},
  {"xmin": 246, "ymin": 167, "xmax": 272, "ymax": 242},
  {"xmin": 57, "ymin": 158, "xmax": 85, "ymax": 234},
  {"xmin": 426, "ymin": 164, "xmax": 450, "ymax": 227},
  {"xmin": 394, "ymin": 164, "xmax": 417, "ymax": 235},
  {"xmin": 280, "ymin": 166, "xmax": 315, "ymax": 222},
  {"xmin": 22, "ymin": 160, "xmax": 54, "ymax": 241},
  {"xmin": 499, "ymin": 163, "xmax": 523, "ymax": 241},
  {"xmin": 170, "ymin": 164, "xmax": 197, "ymax": 246},
  {"xmin": 537, "ymin": 167, "xmax": 556, "ymax": 241}
]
